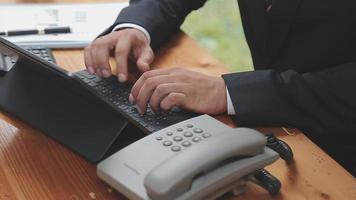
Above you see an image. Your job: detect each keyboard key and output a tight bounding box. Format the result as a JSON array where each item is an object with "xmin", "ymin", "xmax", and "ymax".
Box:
[
  {"xmin": 163, "ymin": 141, "xmax": 173, "ymax": 146},
  {"xmin": 186, "ymin": 124, "xmax": 194, "ymax": 128},
  {"xmin": 202, "ymin": 133, "xmax": 212, "ymax": 138},
  {"xmin": 156, "ymin": 136, "xmax": 163, "ymax": 141},
  {"xmin": 87, "ymin": 82, "xmax": 96, "ymax": 87},
  {"xmin": 118, "ymin": 105, "xmax": 128, "ymax": 110},
  {"xmin": 171, "ymin": 146, "xmax": 181, "ymax": 152},
  {"xmin": 140, "ymin": 122, "xmax": 148, "ymax": 127},
  {"xmin": 92, "ymin": 77, "xmax": 103, "ymax": 83},
  {"xmin": 170, "ymin": 106, "xmax": 182, "ymax": 113},
  {"xmin": 183, "ymin": 132, "xmax": 193, "ymax": 137},
  {"xmin": 173, "ymin": 136, "xmax": 183, "ymax": 142},
  {"xmin": 192, "ymin": 137, "xmax": 202, "ymax": 143},
  {"xmin": 182, "ymin": 141, "xmax": 192, "ymax": 147},
  {"xmin": 166, "ymin": 132, "xmax": 173, "ymax": 136},
  {"xmin": 176, "ymin": 128, "xmax": 183, "ymax": 132},
  {"xmin": 193, "ymin": 128, "xmax": 203, "ymax": 134}
]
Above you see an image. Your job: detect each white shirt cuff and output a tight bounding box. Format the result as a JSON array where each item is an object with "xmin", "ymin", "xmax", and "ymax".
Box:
[
  {"xmin": 112, "ymin": 23, "xmax": 151, "ymax": 43},
  {"xmin": 226, "ymin": 87, "xmax": 236, "ymax": 115}
]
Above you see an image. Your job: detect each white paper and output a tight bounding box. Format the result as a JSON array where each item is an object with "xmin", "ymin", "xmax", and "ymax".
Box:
[{"xmin": 0, "ymin": 3, "xmax": 128, "ymax": 48}]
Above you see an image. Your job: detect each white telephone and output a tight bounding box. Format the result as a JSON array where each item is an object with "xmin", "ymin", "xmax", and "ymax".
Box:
[{"xmin": 97, "ymin": 115, "xmax": 286, "ymax": 200}]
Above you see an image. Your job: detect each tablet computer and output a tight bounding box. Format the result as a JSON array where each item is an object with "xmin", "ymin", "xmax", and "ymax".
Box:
[{"xmin": 0, "ymin": 37, "xmax": 134, "ymax": 162}]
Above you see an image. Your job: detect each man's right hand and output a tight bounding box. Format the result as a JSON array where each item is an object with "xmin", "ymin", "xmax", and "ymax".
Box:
[{"xmin": 84, "ymin": 29, "xmax": 154, "ymax": 82}]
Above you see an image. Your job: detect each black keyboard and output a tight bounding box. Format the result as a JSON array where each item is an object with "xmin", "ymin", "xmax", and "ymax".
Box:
[
  {"xmin": 0, "ymin": 47, "xmax": 55, "ymax": 72},
  {"xmin": 23, "ymin": 47, "xmax": 56, "ymax": 63},
  {"xmin": 74, "ymin": 70, "xmax": 198, "ymax": 134}
]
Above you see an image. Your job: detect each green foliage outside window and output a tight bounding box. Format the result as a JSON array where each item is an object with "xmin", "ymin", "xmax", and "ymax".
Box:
[{"xmin": 182, "ymin": 0, "xmax": 253, "ymax": 72}]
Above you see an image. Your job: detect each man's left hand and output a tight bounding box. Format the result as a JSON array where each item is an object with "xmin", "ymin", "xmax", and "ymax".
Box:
[{"xmin": 129, "ymin": 68, "xmax": 227, "ymax": 115}]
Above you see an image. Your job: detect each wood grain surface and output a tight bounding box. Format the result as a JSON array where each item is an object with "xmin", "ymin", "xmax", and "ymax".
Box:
[{"xmin": 0, "ymin": 1, "xmax": 355, "ymax": 200}]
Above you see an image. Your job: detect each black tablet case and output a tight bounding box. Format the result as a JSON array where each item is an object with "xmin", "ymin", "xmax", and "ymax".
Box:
[{"xmin": 0, "ymin": 39, "xmax": 145, "ymax": 162}]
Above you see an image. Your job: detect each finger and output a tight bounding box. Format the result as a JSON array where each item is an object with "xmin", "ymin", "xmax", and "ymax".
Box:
[
  {"xmin": 95, "ymin": 67, "xmax": 103, "ymax": 77},
  {"xmin": 136, "ymin": 45, "xmax": 154, "ymax": 72},
  {"xmin": 84, "ymin": 45, "xmax": 94, "ymax": 74},
  {"xmin": 89, "ymin": 44, "xmax": 101, "ymax": 76},
  {"xmin": 130, "ymin": 68, "xmax": 176, "ymax": 101},
  {"xmin": 114, "ymin": 39, "xmax": 132, "ymax": 82},
  {"xmin": 135, "ymin": 76, "xmax": 177, "ymax": 114},
  {"xmin": 95, "ymin": 45, "xmax": 112, "ymax": 78},
  {"xmin": 160, "ymin": 92, "xmax": 186, "ymax": 111},
  {"xmin": 149, "ymin": 83, "xmax": 186, "ymax": 112},
  {"xmin": 90, "ymin": 37, "xmax": 113, "ymax": 77}
]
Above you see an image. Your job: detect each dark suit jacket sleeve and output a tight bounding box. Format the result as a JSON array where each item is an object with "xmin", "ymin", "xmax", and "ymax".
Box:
[
  {"xmin": 100, "ymin": 0, "xmax": 207, "ymax": 49},
  {"xmin": 223, "ymin": 62, "xmax": 356, "ymax": 136}
]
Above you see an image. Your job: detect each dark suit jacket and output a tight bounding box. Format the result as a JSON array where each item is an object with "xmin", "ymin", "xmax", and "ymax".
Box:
[{"xmin": 102, "ymin": 0, "xmax": 356, "ymax": 175}]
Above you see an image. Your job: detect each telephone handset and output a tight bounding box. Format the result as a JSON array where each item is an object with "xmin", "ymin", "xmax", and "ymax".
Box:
[
  {"xmin": 144, "ymin": 129, "xmax": 268, "ymax": 200},
  {"xmin": 97, "ymin": 115, "xmax": 282, "ymax": 200}
]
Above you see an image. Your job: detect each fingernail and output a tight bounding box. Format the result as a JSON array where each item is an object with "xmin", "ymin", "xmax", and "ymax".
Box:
[
  {"xmin": 118, "ymin": 73, "xmax": 127, "ymax": 82},
  {"xmin": 88, "ymin": 67, "xmax": 94, "ymax": 74},
  {"xmin": 129, "ymin": 93, "xmax": 135, "ymax": 103},
  {"xmin": 102, "ymin": 69, "xmax": 111, "ymax": 77}
]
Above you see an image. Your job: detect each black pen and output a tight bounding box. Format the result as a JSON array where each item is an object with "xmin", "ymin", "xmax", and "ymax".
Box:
[{"xmin": 0, "ymin": 26, "xmax": 71, "ymax": 37}]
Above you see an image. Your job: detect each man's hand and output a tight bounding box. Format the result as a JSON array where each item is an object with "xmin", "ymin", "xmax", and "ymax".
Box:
[
  {"xmin": 84, "ymin": 29, "xmax": 154, "ymax": 82},
  {"xmin": 130, "ymin": 68, "xmax": 227, "ymax": 115}
]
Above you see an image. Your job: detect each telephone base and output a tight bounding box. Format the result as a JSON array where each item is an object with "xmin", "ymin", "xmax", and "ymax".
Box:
[
  {"xmin": 205, "ymin": 179, "xmax": 246, "ymax": 200},
  {"xmin": 231, "ymin": 180, "xmax": 247, "ymax": 196},
  {"xmin": 98, "ymin": 115, "xmax": 281, "ymax": 200},
  {"xmin": 204, "ymin": 170, "xmax": 282, "ymax": 200}
]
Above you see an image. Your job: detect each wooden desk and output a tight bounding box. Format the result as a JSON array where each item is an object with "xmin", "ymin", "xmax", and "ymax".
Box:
[{"xmin": 1, "ymin": 1, "xmax": 355, "ymax": 200}]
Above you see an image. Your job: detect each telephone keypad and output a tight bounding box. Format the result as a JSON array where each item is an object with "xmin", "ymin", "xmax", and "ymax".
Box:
[{"xmin": 158, "ymin": 124, "xmax": 210, "ymax": 151}]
